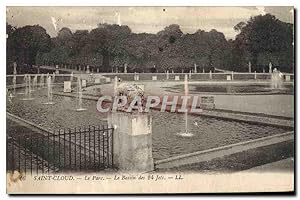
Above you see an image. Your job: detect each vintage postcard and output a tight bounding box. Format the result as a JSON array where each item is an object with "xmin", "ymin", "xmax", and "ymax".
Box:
[{"xmin": 6, "ymin": 6, "xmax": 294, "ymax": 194}]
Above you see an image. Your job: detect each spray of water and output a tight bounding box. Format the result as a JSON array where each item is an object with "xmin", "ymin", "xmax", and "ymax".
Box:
[
  {"xmin": 76, "ymin": 77, "xmax": 87, "ymax": 111},
  {"xmin": 32, "ymin": 75, "xmax": 37, "ymax": 91},
  {"xmin": 28, "ymin": 75, "xmax": 32, "ymax": 98},
  {"xmin": 70, "ymin": 72, "xmax": 74, "ymax": 82},
  {"xmin": 177, "ymin": 74, "xmax": 194, "ymax": 137},
  {"xmin": 11, "ymin": 63, "xmax": 17, "ymax": 96},
  {"xmin": 24, "ymin": 75, "xmax": 29, "ymax": 97},
  {"xmin": 52, "ymin": 72, "xmax": 56, "ymax": 83},
  {"xmin": 271, "ymin": 69, "xmax": 283, "ymax": 89},
  {"xmin": 22, "ymin": 74, "xmax": 34, "ymax": 100},
  {"xmin": 42, "ymin": 76, "xmax": 55, "ymax": 104},
  {"xmin": 11, "ymin": 75, "xmax": 16, "ymax": 97},
  {"xmin": 40, "ymin": 74, "xmax": 45, "ymax": 88}
]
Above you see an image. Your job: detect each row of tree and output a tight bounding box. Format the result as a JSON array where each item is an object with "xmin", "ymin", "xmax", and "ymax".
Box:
[{"xmin": 6, "ymin": 14, "xmax": 294, "ymax": 74}]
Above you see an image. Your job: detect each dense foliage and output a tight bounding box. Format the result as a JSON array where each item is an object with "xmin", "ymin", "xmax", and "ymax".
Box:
[{"xmin": 6, "ymin": 14, "xmax": 294, "ymax": 74}]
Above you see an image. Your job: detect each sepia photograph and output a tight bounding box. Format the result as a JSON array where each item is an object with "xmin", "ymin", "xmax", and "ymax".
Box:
[{"xmin": 5, "ymin": 5, "xmax": 295, "ymax": 194}]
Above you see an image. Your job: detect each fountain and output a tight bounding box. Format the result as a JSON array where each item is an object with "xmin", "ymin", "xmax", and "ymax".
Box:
[
  {"xmin": 42, "ymin": 76, "xmax": 55, "ymax": 105},
  {"xmin": 52, "ymin": 72, "xmax": 56, "ymax": 83},
  {"xmin": 10, "ymin": 62, "xmax": 17, "ymax": 97},
  {"xmin": 22, "ymin": 75, "xmax": 34, "ymax": 100},
  {"xmin": 269, "ymin": 62, "xmax": 273, "ymax": 73},
  {"xmin": 248, "ymin": 61, "xmax": 251, "ymax": 73},
  {"xmin": 177, "ymin": 74, "xmax": 193, "ymax": 137},
  {"xmin": 16, "ymin": 75, "xmax": 27, "ymax": 95},
  {"xmin": 70, "ymin": 72, "xmax": 74, "ymax": 82},
  {"xmin": 11, "ymin": 75, "xmax": 16, "ymax": 97},
  {"xmin": 39, "ymin": 74, "xmax": 45, "ymax": 88},
  {"xmin": 76, "ymin": 77, "xmax": 87, "ymax": 111},
  {"xmin": 55, "ymin": 65, "xmax": 59, "ymax": 74},
  {"xmin": 271, "ymin": 68, "xmax": 283, "ymax": 90},
  {"xmin": 32, "ymin": 75, "xmax": 38, "ymax": 91},
  {"xmin": 124, "ymin": 63, "xmax": 128, "ymax": 73}
]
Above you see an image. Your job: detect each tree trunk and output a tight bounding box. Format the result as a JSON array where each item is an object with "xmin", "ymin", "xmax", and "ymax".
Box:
[{"xmin": 102, "ymin": 50, "xmax": 110, "ymax": 72}]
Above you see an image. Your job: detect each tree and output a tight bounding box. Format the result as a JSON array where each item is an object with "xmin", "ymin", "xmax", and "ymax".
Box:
[
  {"xmin": 234, "ymin": 14, "xmax": 294, "ymax": 72},
  {"xmin": 6, "ymin": 23, "xmax": 17, "ymax": 73},
  {"xmin": 7, "ymin": 25, "xmax": 51, "ymax": 69},
  {"xmin": 88, "ymin": 24, "xmax": 132, "ymax": 72},
  {"xmin": 9, "ymin": 13, "xmax": 293, "ymax": 74}
]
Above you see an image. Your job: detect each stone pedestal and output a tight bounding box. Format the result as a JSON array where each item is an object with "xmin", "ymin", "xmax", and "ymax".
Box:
[
  {"xmin": 95, "ymin": 78, "xmax": 101, "ymax": 84},
  {"xmin": 105, "ymin": 77, "xmax": 111, "ymax": 83},
  {"xmin": 82, "ymin": 79, "xmax": 87, "ymax": 88},
  {"xmin": 134, "ymin": 74, "xmax": 139, "ymax": 81},
  {"xmin": 175, "ymin": 76, "xmax": 180, "ymax": 81},
  {"xmin": 226, "ymin": 75, "xmax": 231, "ymax": 81},
  {"xmin": 286, "ymin": 75, "xmax": 290, "ymax": 81},
  {"xmin": 63, "ymin": 81, "xmax": 72, "ymax": 93},
  {"xmin": 86, "ymin": 65, "xmax": 90, "ymax": 74},
  {"xmin": 108, "ymin": 112, "xmax": 154, "ymax": 172},
  {"xmin": 152, "ymin": 76, "xmax": 157, "ymax": 81},
  {"xmin": 124, "ymin": 63, "xmax": 128, "ymax": 73},
  {"xmin": 55, "ymin": 65, "xmax": 59, "ymax": 74}
]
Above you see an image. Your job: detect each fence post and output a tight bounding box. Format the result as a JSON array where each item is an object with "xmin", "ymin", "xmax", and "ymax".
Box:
[{"xmin": 108, "ymin": 112, "xmax": 154, "ymax": 172}]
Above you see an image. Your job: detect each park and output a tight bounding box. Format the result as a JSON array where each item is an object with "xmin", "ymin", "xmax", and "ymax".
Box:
[{"xmin": 6, "ymin": 8, "xmax": 294, "ymax": 175}]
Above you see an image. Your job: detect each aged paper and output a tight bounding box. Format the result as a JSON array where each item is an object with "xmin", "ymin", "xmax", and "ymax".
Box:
[{"xmin": 6, "ymin": 6, "xmax": 294, "ymax": 194}]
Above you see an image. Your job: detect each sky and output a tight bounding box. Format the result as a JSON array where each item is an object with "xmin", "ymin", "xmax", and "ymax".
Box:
[{"xmin": 6, "ymin": 6, "xmax": 294, "ymax": 39}]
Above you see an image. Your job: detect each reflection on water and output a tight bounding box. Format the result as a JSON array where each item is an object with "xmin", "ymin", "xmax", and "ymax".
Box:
[
  {"xmin": 151, "ymin": 111, "xmax": 290, "ymax": 160},
  {"xmin": 176, "ymin": 132, "xmax": 194, "ymax": 137},
  {"xmin": 7, "ymin": 87, "xmax": 291, "ymax": 161},
  {"xmin": 7, "ymin": 87, "xmax": 107, "ymax": 131},
  {"xmin": 166, "ymin": 84, "xmax": 294, "ymax": 94}
]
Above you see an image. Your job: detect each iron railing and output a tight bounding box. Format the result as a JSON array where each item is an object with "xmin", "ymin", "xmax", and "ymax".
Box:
[{"xmin": 7, "ymin": 124, "xmax": 114, "ymax": 174}]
